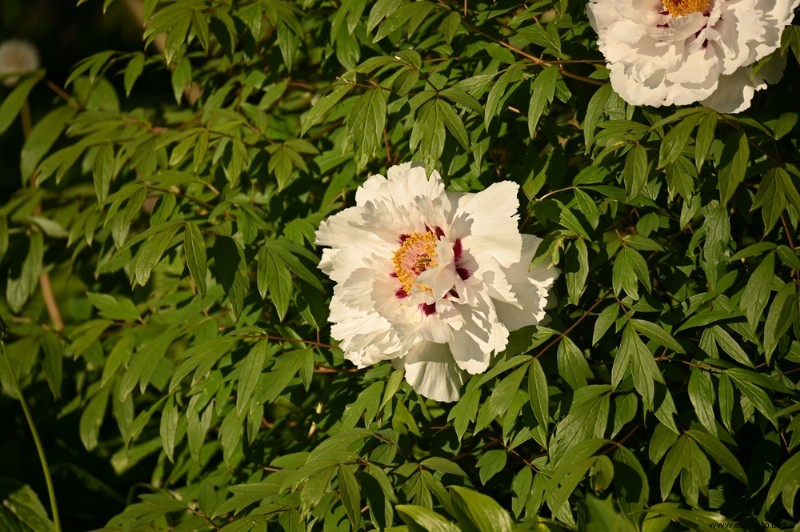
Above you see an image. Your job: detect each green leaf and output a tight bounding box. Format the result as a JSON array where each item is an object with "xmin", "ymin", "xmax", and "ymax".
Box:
[
  {"xmin": 237, "ymin": 340, "xmax": 267, "ymax": 415},
  {"xmin": 613, "ymin": 446, "xmax": 649, "ymax": 517},
  {"xmin": 39, "ymin": 331, "xmax": 63, "ymax": 399},
  {"xmin": 710, "ymin": 326, "xmax": 753, "ymax": 368},
  {"xmin": 646, "ymin": 503, "xmax": 726, "ymax": 528},
  {"xmin": 396, "ymin": 504, "xmax": 459, "ymax": 532},
  {"xmin": 765, "ymin": 450, "xmax": 800, "ymax": 515},
  {"xmin": 123, "ymin": 325, "xmax": 181, "ymax": 400},
  {"xmin": 101, "ymin": 333, "xmax": 135, "ymax": 388},
  {"xmin": 421, "ymin": 457, "xmax": 467, "ymax": 477},
  {"xmin": 87, "ymin": 292, "xmax": 140, "ymax": 321},
  {"xmin": 528, "ymin": 358, "xmax": 549, "ymax": 430},
  {"xmin": 160, "ymin": 395, "xmax": 179, "ymax": 462},
  {"xmin": 184, "ymin": 222, "xmax": 207, "ymax": 295},
  {"xmin": 773, "ymin": 112, "xmax": 797, "ymax": 140},
  {"xmin": 528, "ymin": 66, "xmax": 558, "ymax": 138},
  {"xmin": 6, "ymin": 231, "xmax": 44, "ymax": 313},
  {"xmin": 347, "ymin": 88, "xmax": 387, "ymax": 167},
  {"xmin": 0, "ymin": 478, "xmax": 55, "ymax": 532},
  {"xmin": 80, "ymin": 384, "xmax": 111, "ymax": 451},
  {"xmin": 620, "ymin": 325, "xmax": 662, "ymax": 410},
  {"xmin": 257, "ymin": 350, "xmax": 310, "ymax": 404},
  {"xmin": 565, "ymin": 238, "xmax": 589, "ymax": 306},
  {"xmin": 410, "ymin": 100, "xmax": 446, "ymax": 169},
  {"xmin": 727, "ymin": 371, "xmax": 777, "ymax": 427},
  {"xmin": 300, "ymin": 83, "xmax": 354, "ymax": 135},
  {"xmin": 212, "ymin": 236, "xmax": 249, "ymax": 319},
  {"xmin": 752, "ymin": 169, "xmax": 787, "ymax": 232},
  {"xmin": 263, "ymin": 248, "xmax": 293, "ymax": 320},
  {"xmin": 717, "ymin": 373, "xmax": 735, "ymax": 433},
  {"xmin": 440, "ymin": 87, "xmax": 482, "ymax": 114},
  {"xmin": 630, "ymin": 319, "xmax": 685, "ymax": 354},
  {"xmin": 92, "ymin": 143, "xmax": 115, "ymax": 204},
  {"xmin": 548, "ymin": 455, "xmax": 599, "ymax": 516},
  {"xmin": 476, "ymin": 449, "xmax": 507, "ymax": 485},
  {"xmin": 584, "ymin": 83, "xmax": 612, "ymax": 149},
  {"xmin": 124, "ymin": 53, "xmax": 145, "ymax": 96},
  {"xmin": 718, "ymin": 131, "xmax": 749, "ymax": 205},
  {"xmin": 475, "ymin": 365, "xmax": 526, "ymax": 432},
  {"xmin": 338, "ymin": 465, "xmax": 362, "ymax": 529},
  {"xmin": 658, "ymin": 115, "xmax": 700, "ymax": 168},
  {"xmin": 557, "ymin": 337, "xmax": 592, "ymax": 390},
  {"xmin": 612, "ymin": 247, "xmax": 641, "ymax": 299},
  {"xmin": 695, "ymin": 111, "xmax": 716, "ymax": 170},
  {"xmin": 556, "ymin": 200, "xmax": 591, "ymax": 240},
  {"xmin": 593, "ymin": 304, "xmax": 619, "ymax": 345},
  {"xmin": 687, "ymin": 369, "xmax": 717, "ymax": 436},
  {"xmin": 449, "ymin": 485, "xmax": 513, "ymax": 532},
  {"xmin": 623, "ymin": 144, "xmax": 648, "ymax": 198},
  {"xmin": 686, "ymin": 430, "xmax": 747, "ymax": 484},
  {"xmin": 264, "ymin": 239, "xmax": 323, "ymax": 292},
  {"xmin": 134, "ymin": 223, "xmax": 181, "ymax": 286},
  {"xmin": 584, "ymin": 495, "xmax": 637, "ymax": 532},
  {"xmin": 484, "ymin": 67, "xmax": 520, "ymax": 126},
  {"xmin": 660, "ymin": 435, "xmax": 691, "ymax": 500},
  {"xmin": 437, "ymin": 100, "xmax": 469, "ymax": 151},
  {"xmin": 20, "ymin": 105, "xmax": 76, "ymax": 181},
  {"xmin": 0, "ymin": 74, "xmax": 41, "ymax": 135},
  {"xmin": 763, "ymin": 281, "xmax": 796, "ymax": 361}
]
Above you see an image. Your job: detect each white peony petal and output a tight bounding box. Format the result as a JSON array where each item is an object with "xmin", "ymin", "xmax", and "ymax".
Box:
[
  {"xmin": 587, "ymin": 0, "xmax": 800, "ymax": 113},
  {"xmin": 401, "ymin": 342, "xmax": 466, "ymax": 403},
  {"xmin": 494, "ymin": 235, "xmax": 559, "ymax": 330},
  {"xmin": 448, "ymin": 294, "xmax": 509, "ymax": 374},
  {"xmin": 456, "ymin": 181, "xmax": 522, "ymax": 268},
  {"xmin": 700, "ymin": 67, "xmax": 767, "ymax": 114},
  {"xmin": 317, "ymin": 163, "xmax": 556, "ymax": 401}
]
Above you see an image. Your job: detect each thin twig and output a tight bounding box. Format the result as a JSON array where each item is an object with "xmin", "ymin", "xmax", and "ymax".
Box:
[
  {"xmin": 264, "ymin": 334, "xmax": 339, "ymax": 350},
  {"xmin": 780, "ymin": 213, "xmax": 796, "ymax": 251},
  {"xmin": 383, "ymin": 127, "xmax": 393, "ymax": 164},
  {"xmin": 22, "ymin": 101, "xmax": 65, "ymax": 332},
  {"xmin": 462, "ymin": 20, "xmax": 605, "ymax": 86},
  {"xmin": 0, "ymin": 342, "xmax": 61, "ymax": 531},
  {"xmin": 37, "ymin": 273, "xmax": 64, "ymax": 332},
  {"xmin": 45, "ymin": 80, "xmax": 79, "ymax": 109},
  {"xmin": 534, "ymin": 296, "xmax": 606, "ymax": 359}
]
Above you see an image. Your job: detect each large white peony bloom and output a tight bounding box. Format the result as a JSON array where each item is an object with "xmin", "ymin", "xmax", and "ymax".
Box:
[
  {"xmin": 316, "ymin": 163, "xmax": 557, "ymax": 402},
  {"xmin": 587, "ymin": 0, "xmax": 800, "ymax": 113},
  {"xmin": 0, "ymin": 39, "xmax": 40, "ymax": 87}
]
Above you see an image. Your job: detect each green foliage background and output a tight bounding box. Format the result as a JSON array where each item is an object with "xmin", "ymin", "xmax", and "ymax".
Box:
[{"xmin": 2, "ymin": 0, "xmax": 800, "ymax": 530}]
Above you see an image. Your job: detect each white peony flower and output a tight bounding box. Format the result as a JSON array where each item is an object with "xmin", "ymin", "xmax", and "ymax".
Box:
[
  {"xmin": 315, "ymin": 163, "xmax": 557, "ymax": 402},
  {"xmin": 0, "ymin": 39, "xmax": 40, "ymax": 87},
  {"xmin": 587, "ymin": 0, "xmax": 800, "ymax": 113}
]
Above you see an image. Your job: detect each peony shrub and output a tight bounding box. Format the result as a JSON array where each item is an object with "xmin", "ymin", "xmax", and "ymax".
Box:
[{"xmin": 1, "ymin": 0, "xmax": 799, "ymax": 530}]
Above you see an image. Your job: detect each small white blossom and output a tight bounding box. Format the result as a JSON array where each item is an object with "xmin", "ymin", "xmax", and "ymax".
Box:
[
  {"xmin": 587, "ymin": 0, "xmax": 800, "ymax": 113},
  {"xmin": 0, "ymin": 39, "xmax": 40, "ymax": 87},
  {"xmin": 316, "ymin": 163, "xmax": 557, "ymax": 402}
]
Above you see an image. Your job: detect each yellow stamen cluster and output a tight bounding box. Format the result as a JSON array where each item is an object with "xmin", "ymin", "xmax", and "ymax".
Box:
[
  {"xmin": 662, "ymin": 0, "xmax": 710, "ymax": 17},
  {"xmin": 393, "ymin": 231, "xmax": 438, "ymax": 294}
]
